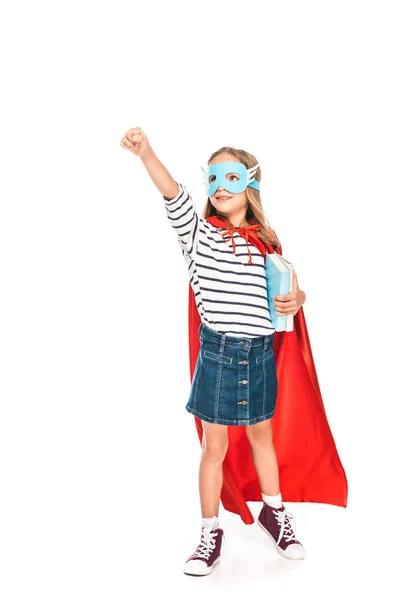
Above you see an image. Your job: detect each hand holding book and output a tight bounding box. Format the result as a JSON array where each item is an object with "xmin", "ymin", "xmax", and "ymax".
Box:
[
  {"xmin": 274, "ymin": 271, "xmax": 305, "ymax": 317},
  {"xmin": 265, "ymin": 253, "xmax": 306, "ymax": 332}
]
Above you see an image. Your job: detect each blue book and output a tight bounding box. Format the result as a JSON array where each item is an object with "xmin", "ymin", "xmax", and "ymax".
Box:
[{"xmin": 265, "ymin": 252, "xmax": 294, "ymax": 332}]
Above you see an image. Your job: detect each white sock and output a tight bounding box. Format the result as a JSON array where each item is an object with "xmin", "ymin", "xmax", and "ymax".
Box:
[
  {"xmin": 262, "ymin": 492, "xmax": 283, "ymax": 508},
  {"xmin": 202, "ymin": 516, "xmax": 219, "ymax": 530}
]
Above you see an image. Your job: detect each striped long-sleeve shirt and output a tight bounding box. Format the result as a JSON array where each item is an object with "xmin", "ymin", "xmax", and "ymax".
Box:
[{"xmin": 163, "ymin": 182, "xmax": 275, "ymax": 338}]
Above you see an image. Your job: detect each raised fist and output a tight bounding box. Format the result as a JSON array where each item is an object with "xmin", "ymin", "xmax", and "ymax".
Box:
[{"xmin": 120, "ymin": 127, "xmax": 151, "ymax": 158}]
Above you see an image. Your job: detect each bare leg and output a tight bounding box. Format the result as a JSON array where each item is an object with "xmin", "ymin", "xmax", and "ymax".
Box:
[
  {"xmin": 198, "ymin": 421, "xmax": 229, "ymax": 518},
  {"xmin": 245, "ymin": 419, "xmax": 280, "ymax": 495}
]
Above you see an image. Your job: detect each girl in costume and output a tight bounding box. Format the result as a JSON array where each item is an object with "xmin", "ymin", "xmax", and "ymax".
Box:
[{"xmin": 120, "ymin": 126, "xmax": 347, "ymax": 577}]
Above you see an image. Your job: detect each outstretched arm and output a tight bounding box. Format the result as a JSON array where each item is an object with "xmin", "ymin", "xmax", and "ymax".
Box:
[
  {"xmin": 121, "ymin": 127, "xmax": 199, "ymax": 257},
  {"xmin": 120, "ymin": 127, "xmax": 178, "ymax": 198}
]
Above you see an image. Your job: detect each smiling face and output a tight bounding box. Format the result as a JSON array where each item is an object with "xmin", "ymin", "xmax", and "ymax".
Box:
[{"xmin": 208, "ymin": 153, "xmax": 250, "ymax": 226}]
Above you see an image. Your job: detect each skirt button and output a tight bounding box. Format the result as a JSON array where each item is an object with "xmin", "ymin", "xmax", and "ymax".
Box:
[{"xmin": 240, "ymin": 379, "xmax": 248, "ymax": 384}]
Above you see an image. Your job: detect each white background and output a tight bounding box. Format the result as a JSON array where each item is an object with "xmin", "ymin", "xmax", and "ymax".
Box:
[{"xmin": 1, "ymin": 1, "xmax": 399, "ymax": 598}]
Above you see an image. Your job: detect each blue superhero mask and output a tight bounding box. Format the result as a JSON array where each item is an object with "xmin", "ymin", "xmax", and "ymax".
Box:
[{"xmin": 201, "ymin": 161, "xmax": 260, "ymax": 196}]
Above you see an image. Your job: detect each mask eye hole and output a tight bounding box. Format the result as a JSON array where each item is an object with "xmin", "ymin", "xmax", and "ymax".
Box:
[
  {"xmin": 209, "ymin": 175, "xmax": 216, "ymax": 183},
  {"xmin": 225, "ymin": 172, "xmax": 240, "ymax": 182}
]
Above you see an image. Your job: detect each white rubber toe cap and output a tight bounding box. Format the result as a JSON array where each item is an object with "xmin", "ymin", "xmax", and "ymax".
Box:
[
  {"xmin": 184, "ymin": 559, "xmax": 211, "ymax": 575},
  {"xmin": 282, "ymin": 543, "xmax": 305, "ymax": 560}
]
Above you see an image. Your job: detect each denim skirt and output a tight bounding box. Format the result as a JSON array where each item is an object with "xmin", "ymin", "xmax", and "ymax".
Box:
[{"xmin": 186, "ymin": 323, "xmax": 278, "ymax": 426}]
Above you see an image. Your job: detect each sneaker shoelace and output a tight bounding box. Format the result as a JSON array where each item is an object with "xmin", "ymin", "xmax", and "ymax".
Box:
[
  {"xmin": 274, "ymin": 509, "xmax": 298, "ymax": 546},
  {"xmin": 193, "ymin": 527, "xmax": 218, "ymax": 559}
]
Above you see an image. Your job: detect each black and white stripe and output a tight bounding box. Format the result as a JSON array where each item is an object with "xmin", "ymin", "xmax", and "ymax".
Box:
[{"xmin": 164, "ymin": 183, "xmax": 274, "ymax": 338}]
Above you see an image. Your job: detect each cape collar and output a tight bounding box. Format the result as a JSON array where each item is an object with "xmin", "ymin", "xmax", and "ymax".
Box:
[{"xmin": 205, "ymin": 215, "xmax": 265, "ymax": 264}]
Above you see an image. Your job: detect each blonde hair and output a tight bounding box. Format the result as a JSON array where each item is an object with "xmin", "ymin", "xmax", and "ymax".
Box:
[{"xmin": 201, "ymin": 146, "xmax": 281, "ymax": 249}]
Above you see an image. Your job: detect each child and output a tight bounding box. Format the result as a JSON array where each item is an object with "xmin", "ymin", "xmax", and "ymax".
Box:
[{"xmin": 120, "ymin": 127, "xmax": 347, "ymax": 577}]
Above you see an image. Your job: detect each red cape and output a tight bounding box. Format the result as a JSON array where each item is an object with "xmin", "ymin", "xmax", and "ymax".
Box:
[{"xmin": 188, "ymin": 218, "xmax": 348, "ymax": 525}]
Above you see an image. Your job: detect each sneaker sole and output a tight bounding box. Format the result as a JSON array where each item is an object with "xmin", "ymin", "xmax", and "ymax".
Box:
[
  {"xmin": 257, "ymin": 518, "xmax": 305, "ymax": 560},
  {"xmin": 183, "ymin": 556, "xmax": 220, "ymax": 576}
]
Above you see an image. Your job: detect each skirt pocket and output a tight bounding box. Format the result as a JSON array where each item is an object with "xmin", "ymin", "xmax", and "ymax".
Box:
[
  {"xmin": 203, "ymin": 349, "xmax": 233, "ymax": 364},
  {"xmin": 256, "ymin": 347, "xmax": 274, "ymax": 363}
]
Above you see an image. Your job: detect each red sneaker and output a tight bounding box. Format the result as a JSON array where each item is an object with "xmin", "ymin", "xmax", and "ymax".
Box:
[
  {"xmin": 257, "ymin": 503, "xmax": 305, "ymax": 560},
  {"xmin": 183, "ymin": 526, "xmax": 224, "ymax": 576}
]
